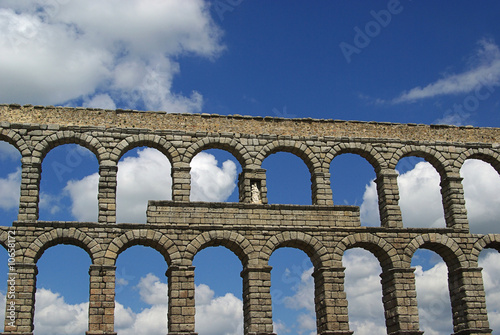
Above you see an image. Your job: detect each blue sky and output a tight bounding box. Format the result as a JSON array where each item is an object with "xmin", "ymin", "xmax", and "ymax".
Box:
[{"xmin": 0, "ymin": 1, "xmax": 500, "ymax": 334}]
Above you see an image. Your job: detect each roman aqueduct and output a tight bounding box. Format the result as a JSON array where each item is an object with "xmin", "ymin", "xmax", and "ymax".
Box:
[{"xmin": 0, "ymin": 104, "xmax": 499, "ymax": 335}]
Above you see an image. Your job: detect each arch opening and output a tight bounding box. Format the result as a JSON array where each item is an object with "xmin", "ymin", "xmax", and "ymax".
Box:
[
  {"xmin": 116, "ymin": 146, "xmax": 172, "ymax": 223},
  {"xmin": 411, "ymin": 248, "xmax": 453, "ymax": 335},
  {"xmin": 478, "ymin": 247, "xmax": 500, "ymax": 334},
  {"xmin": 269, "ymin": 247, "xmax": 316, "ymax": 335},
  {"xmin": 189, "ymin": 149, "xmax": 240, "ymax": 203},
  {"xmin": 114, "ymin": 245, "xmax": 169, "ymax": 334},
  {"xmin": 263, "ymin": 152, "xmax": 311, "ymax": 205},
  {"xmin": 396, "ymin": 156, "xmax": 446, "ymax": 228},
  {"xmin": 193, "ymin": 246, "xmax": 244, "ymax": 334},
  {"xmin": 34, "ymin": 244, "xmax": 91, "ymax": 335},
  {"xmin": 343, "ymin": 248, "xmax": 385, "ymax": 334},
  {"xmin": 39, "ymin": 144, "xmax": 99, "ymax": 221},
  {"xmin": 330, "ymin": 153, "xmax": 380, "ymax": 226},
  {"xmin": 460, "ymin": 159, "xmax": 500, "ymax": 234},
  {"xmin": 0, "ymin": 141, "xmax": 21, "ymax": 226}
]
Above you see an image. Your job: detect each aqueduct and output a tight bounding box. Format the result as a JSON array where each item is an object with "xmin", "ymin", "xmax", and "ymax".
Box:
[{"xmin": 0, "ymin": 103, "xmax": 499, "ymax": 335}]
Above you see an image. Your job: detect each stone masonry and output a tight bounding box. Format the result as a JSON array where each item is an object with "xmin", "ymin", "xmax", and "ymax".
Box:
[{"xmin": 0, "ymin": 103, "xmax": 499, "ymax": 335}]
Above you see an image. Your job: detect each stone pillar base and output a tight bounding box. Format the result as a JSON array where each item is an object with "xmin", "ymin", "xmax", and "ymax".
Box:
[
  {"xmin": 388, "ymin": 331, "xmax": 424, "ymax": 335},
  {"xmin": 1, "ymin": 333, "xmax": 33, "ymax": 335},
  {"xmin": 318, "ymin": 331, "xmax": 354, "ymax": 335},
  {"xmin": 167, "ymin": 333, "xmax": 198, "ymax": 335},
  {"xmin": 452, "ymin": 329, "xmax": 492, "ymax": 335},
  {"xmin": 247, "ymin": 333, "xmax": 276, "ymax": 335},
  {"xmin": 86, "ymin": 332, "xmax": 117, "ymax": 335}
]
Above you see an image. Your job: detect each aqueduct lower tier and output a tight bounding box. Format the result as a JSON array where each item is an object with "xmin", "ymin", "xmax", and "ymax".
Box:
[{"xmin": 0, "ymin": 104, "xmax": 499, "ymax": 335}]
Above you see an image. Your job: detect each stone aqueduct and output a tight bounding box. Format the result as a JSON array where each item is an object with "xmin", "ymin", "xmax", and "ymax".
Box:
[{"xmin": 0, "ymin": 104, "xmax": 499, "ymax": 335}]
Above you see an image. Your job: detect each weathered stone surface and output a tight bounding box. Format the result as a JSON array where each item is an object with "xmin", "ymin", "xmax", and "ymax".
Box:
[{"xmin": 0, "ymin": 105, "xmax": 498, "ymax": 335}]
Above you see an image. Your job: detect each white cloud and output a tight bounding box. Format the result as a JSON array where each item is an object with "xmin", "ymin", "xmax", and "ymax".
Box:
[
  {"xmin": 283, "ymin": 267, "xmax": 314, "ymax": 313},
  {"xmin": 115, "ymin": 148, "xmax": 172, "ymax": 223},
  {"xmin": 434, "ymin": 112, "xmax": 471, "ymax": 127},
  {"xmin": 0, "ymin": 167, "xmax": 20, "ymax": 210},
  {"xmin": 63, "ymin": 148, "xmax": 238, "ymax": 223},
  {"xmin": 84, "ymin": 93, "xmax": 116, "ymax": 110},
  {"xmin": 461, "ymin": 159, "xmax": 500, "ymax": 234},
  {"xmin": 115, "ymin": 303, "xmax": 168, "ymax": 335},
  {"xmin": 479, "ymin": 251, "xmax": 500, "ymax": 333},
  {"xmin": 64, "ymin": 173, "xmax": 99, "ymax": 221},
  {"xmin": 360, "ymin": 179, "xmax": 380, "ymax": 226},
  {"xmin": 137, "ymin": 273, "xmax": 168, "ymax": 305},
  {"xmin": 273, "ymin": 320, "xmax": 291, "ymax": 334},
  {"xmin": 190, "ymin": 152, "xmax": 238, "ymax": 202},
  {"xmin": 195, "ymin": 284, "xmax": 244, "ymax": 335},
  {"xmin": 392, "ymin": 39, "xmax": 500, "ymax": 103},
  {"xmin": 343, "ymin": 249, "xmax": 385, "ymax": 334},
  {"xmin": 34, "ymin": 288, "xmax": 88, "ymax": 335},
  {"xmin": 38, "ymin": 191, "xmax": 62, "ymax": 215},
  {"xmin": 0, "ymin": 0, "xmax": 224, "ymax": 112},
  {"xmin": 414, "ymin": 262, "xmax": 453, "ymax": 334},
  {"xmin": 396, "ymin": 162, "xmax": 446, "ymax": 228}
]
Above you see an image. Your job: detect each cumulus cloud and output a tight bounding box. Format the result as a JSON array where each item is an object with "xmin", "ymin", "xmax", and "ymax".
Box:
[
  {"xmin": 64, "ymin": 173, "xmax": 99, "ymax": 221},
  {"xmin": 460, "ymin": 159, "xmax": 500, "ymax": 233},
  {"xmin": 479, "ymin": 251, "xmax": 500, "ymax": 332},
  {"xmin": 190, "ymin": 152, "xmax": 238, "ymax": 202},
  {"xmin": 392, "ymin": 39, "xmax": 500, "ymax": 103},
  {"xmin": 33, "ymin": 288, "xmax": 88, "ymax": 335},
  {"xmin": 343, "ymin": 250, "xmax": 385, "ymax": 333},
  {"xmin": 0, "ymin": 168, "xmax": 21, "ymax": 210},
  {"xmin": 64, "ymin": 148, "xmax": 238, "ymax": 223},
  {"xmin": 195, "ymin": 284, "xmax": 244, "ymax": 335},
  {"xmin": 0, "ymin": 0, "xmax": 224, "ymax": 111},
  {"xmin": 413, "ymin": 262, "xmax": 453, "ymax": 334}
]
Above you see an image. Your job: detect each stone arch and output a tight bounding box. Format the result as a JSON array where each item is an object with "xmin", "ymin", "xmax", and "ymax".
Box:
[
  {"xmin": 24, "ymin": 228, "xmax": 99, "ymax": 264},
  {"xmin": 390, "ymin": 145, "xmax": 449, "ymax": 178},
  {"xmin": 33, "ymin": 131, "xmax": 106, "ymax": 164},
  {"xmin": 470, "ymin": 234, "xmax": 500, "ymax": 267},
  {"xmin": 106, "ymin": 229, "xmax": 180, "ymax": 266},
  {"xmin": 111, "ymin": 134, "xmax": 180, "ymax": 165},
  {"xmin": 184, "ymin": 230, "xmax": 255, "ymax": 266},
  {"xmin": 333, "ymin": 233, "xmax": 401, "ymax": 270},
  {"xmin": 403, "ymin": 233, "xmax": 466, "ymax": 270},
  {"xmin": 455, "ymin": 148, "xmax": 500, "ymax": 175},
  {"xmin": 183, "ymin": 137, "xmax": 252, "ymax": 168},
  {"xmin": 262, "ymin": 232, "xmax": 331, "ymax": 269},
  {"xmin": 325, "ymin": 142, "xmax": 386, "ymax": 173},
  {"xmin": 0, "ymin": 230, "xmax": 9, "ymax": 251},
  {"xmin": 256, "ymin": 140, "xmax": 321, "ymax": 174},
  {"xmin": 0, "ymin": 129, "xmax": 29, "ymax": 157}
]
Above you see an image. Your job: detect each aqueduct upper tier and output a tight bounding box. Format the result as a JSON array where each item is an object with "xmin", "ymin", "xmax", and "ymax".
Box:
[{"xmin": 0, "ymin": 104, "xmax": 499, "ymax": 335}]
